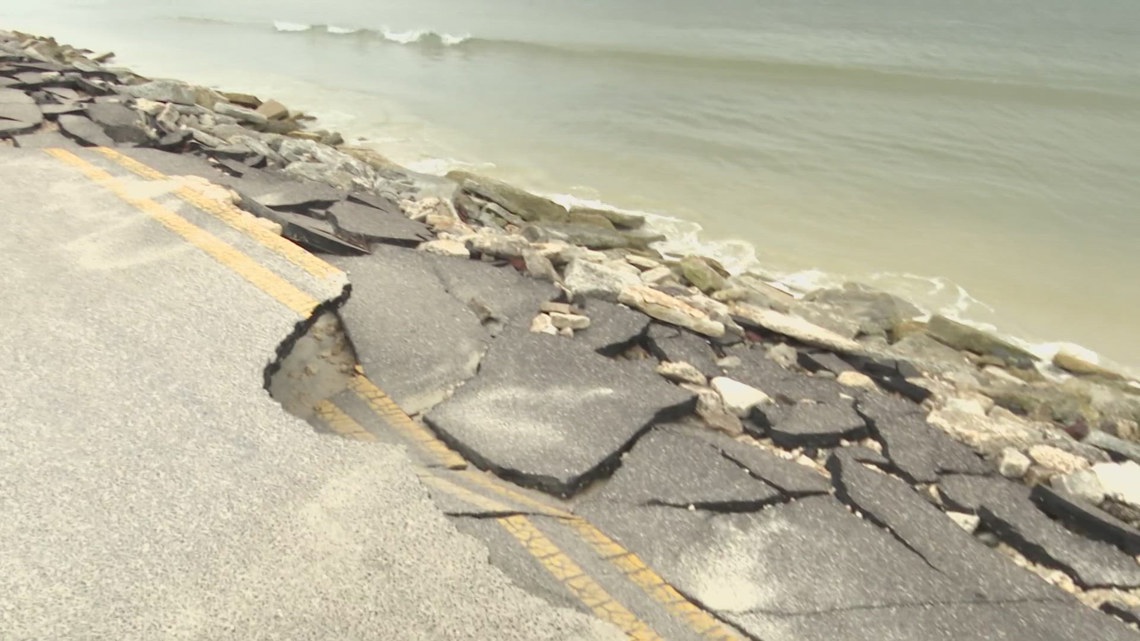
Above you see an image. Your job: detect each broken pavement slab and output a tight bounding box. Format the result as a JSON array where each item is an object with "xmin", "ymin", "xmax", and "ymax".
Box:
[
  {"xmin": 645, "ymin": 322, "xmax": 722, "ymax": 379},
  {"xmin": 827, "ymin": 453, "xmax": 1058, "ymax": 600},
  {"xmin": 425, "ymin": 328, "xmax": 695, "ymax": 496},
  {"xmin": 572, "ymin": 299, "xmax": 649, "ymax": 354},
  {"xmin": 57, "ymin": 113, "xmax": 114, "ymax": 147},
  {"xmin": 855, "ymin": 392, "xmax": 992, "ymax": 483},
  {"xmin": 327, "ymin": 199, "xmax": 432, "ymax": 248},
  {"xmin": 332, "ymin": 246, "xmax": 489, "ymax": 415},
  {"xmin": 754, "ymin": 397, "xmax": 868, "ymax": 448},
  {"xmin": 939, "ymin": 475, "xmax": 1140, "ymax": 589},
  {"xmin": 585, "ymin": 425, "xmax": 786, "ymax": 509},
  {"xmin": 426, "ymin": 253, "xmax": 560, "ymax": 333},
  {"xmin": 1031, "ymin": 484, "xmax": 1140, "ymax": 556}
]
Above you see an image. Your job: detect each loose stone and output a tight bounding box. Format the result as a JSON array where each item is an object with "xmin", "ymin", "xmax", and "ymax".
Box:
[
  {"xmin": 710, "ymin": 376, "xmax": 772, "ymax": 417},
  {"xmin": 655, "ymin": 361, "xmax": 707, "ymax": 386},
  {"xmin": 999, "ymin": 448, "xmax": 1031, "ymax": 479},
  {"xmin": 530, "ymin": 313, "xmax": 557, "ymax": 335},
  {"xmin": 550, "ymin": 312, "xmax": 590, "ymax": 330}
]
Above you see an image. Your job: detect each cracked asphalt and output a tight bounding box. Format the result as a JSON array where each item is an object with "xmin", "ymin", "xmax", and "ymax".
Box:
[
  {"xmin": 0, "ymin": 147, "xmax": 623, "ymax": 641},
  {"xmin": 6, "ymin": 143, "xmax": 1139, "ymax": 641}
]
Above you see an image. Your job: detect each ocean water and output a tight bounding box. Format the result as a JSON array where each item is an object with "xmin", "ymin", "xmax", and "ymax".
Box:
[{"xmin": 5, "ymin": 0, "xmax": 1139, "ymax": 368}]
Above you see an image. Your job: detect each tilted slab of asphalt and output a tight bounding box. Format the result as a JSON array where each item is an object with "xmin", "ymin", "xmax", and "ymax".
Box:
[{"xmin": 0, "ymin": 147, "xmax": 621, "ymax": 641}]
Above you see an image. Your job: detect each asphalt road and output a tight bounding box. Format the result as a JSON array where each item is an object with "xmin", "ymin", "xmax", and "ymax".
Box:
[{"xmin": 0, "ymin": 147, "xmax": 622, "ymax": 641}]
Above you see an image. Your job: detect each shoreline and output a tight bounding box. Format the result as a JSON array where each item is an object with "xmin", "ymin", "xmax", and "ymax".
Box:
[{"xmin": 5, "ymin": 27, "xmax": 1140, "ymax": 632}]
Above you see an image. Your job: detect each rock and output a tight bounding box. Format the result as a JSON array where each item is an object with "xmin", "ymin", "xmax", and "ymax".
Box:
[
  {"xmin": 790, "ymin": 302, "xmax": 862, "ymax": 340},
  {"xmin": 946, "ymin": 511, "xmax": 981, "ymax": 533},
  {"xmin": 945, "ymin": 397, "xmax": 990, "ymax": 416},
  {"xmin": 568, "ymin": 205, "xmax": 644, "ymax": 229},
  {"xmin": 565, "ymin": 209, "xmax": 615, "ymax": 229},
  {"xmin": 999, "ymin": 448, "xmax": 1031, "ymax": 479},
  {"xmin": 1033, "ymin": 484, "xmax": 1140, "ymax": 556},
  {"xmin": 730, "ymin": 303, "xmax": 861, "ymax": 353},
  {"xmin": 684, "ymin": 384, "xmax": 744, "ymax": 436},
  {"xmin": 419, "ymin": 238, "xmax": 470, "ymax": 258},
  {"xmin": 1053, "ymin": 469, "xmax": 1106, "ymax": 506},
  {"xmin": 802, "ymin": 283, "xmax": 922, "ymax": 338},
  {"xmin": 836, "ymin": 371, "xmax": 876, "ymax": 390},
  {"xmin": 523, "ymin": 221, "xmax": 661, "ymax": 250},
  {"xmin": 1027, "ymin": 444, "xmax": 1090, "ymax": 476},
  {"xmin": 639, "ymin": 265, "xmax": 674, "ymax": 285},
  {"xmin": 549, "ymin": 312, "xmax": 590, "ymax": 330},
  {"xmin": 625, "ymin": 254, "xmax": 660, "ymax": 270},
  {"xmin": 448, "ymin": 171, "xmax": 568, "ymax": 222},
  {"xmin": 1053, "ymin": 344, "xmax": 1124, "ymax": 380},
  {"xmin": 221, "ymin": 91, "xmax": 261, "ymax": 108},
  {"xmin": 121, "ymin": 79, "xmax": 198, "ymax": 105},
  {"xmin": 564, "ymin": 258, "xmax": 640, "ymax": 302},
  {"xmin": 618, "ymin": 285, "xmax": 725, "ymax": 339},
  {"xmin": 766, "ymin": 343, "xmax": 798, "ymax": 369},
  {"xmin": 57, "ymin": 114, "xmax": 114, "ymax": 146},
  {"xmin": 1085, "ymin": 430, "xmax": 1140, "ymax": 464},
  {"xmin": 193, "ymin": 86, "xmax": 227, "ymax": 110},
  {"xmin": 214, "ymin": 101, "xmax": 268, "ymax": 126},
  {"xmin": 655, "ymin": 361, "xmax": 707, "ymax": 386},
  {"xmin": 529, "ymin": 313, "xmax": 557, "ymax": 335},
  {"xmin": 255, "ymin": 99, "xmax": 290, "ymax": 121},
  {"xmin": 466, "ymin": 233, "xmax": 530, "ymax": 260},
  {"xmin": 679, "ymin": 255, "xmax": 726, "ymax": 293},
  {"xmin": 710, "ymin": 377, "xmax": 771, "ymax": 417},
  {"xmin": 522, "ymin": 250, "xmax": 559, "ymax": 282},
  {"xmin": 1093, "ymin": 462, "xmax": 1140, "ymax": 510},
  {"xmin": 424, "ymin": 328, "xmax": 695, "ymax": 496},
  {"xmin": 926, "ymin": 315, "xmax": 1038, "ymax": 368}
]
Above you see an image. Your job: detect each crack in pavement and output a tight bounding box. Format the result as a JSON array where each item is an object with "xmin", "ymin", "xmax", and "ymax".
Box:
[{"xmin": 738, "ymin": 594, "xmax": 1065, "ymax": 619}]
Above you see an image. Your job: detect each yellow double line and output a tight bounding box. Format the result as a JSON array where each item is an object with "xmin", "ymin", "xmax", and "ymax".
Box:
[{"xmin": 51, "ymin": 146, "xmax": 741, "ymax": 641}]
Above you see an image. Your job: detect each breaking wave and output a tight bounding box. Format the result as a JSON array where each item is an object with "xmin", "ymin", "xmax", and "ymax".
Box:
[{"xmin": 268, "ymin": 20, "xmax": 471, "ymax": 46}]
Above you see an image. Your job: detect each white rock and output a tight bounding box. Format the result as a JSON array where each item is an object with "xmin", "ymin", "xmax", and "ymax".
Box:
[
  {"xmin": 998, "ymin": 448, "xmax": 1031, "ymax": 479},
  {"xmin": 418, "ymin": 239, "xmax": 470, "ymax": 257},
  {"xmin": 1027, "ymin": 444, "xmax": 1090, "ymax": 476},
  {"xmin": 618, "ymin": 285, "xmax": 725, "ymax": 338},
  {"xmin": 710, "ymin": 377, "xmax": 772, "ymax": 417},
  {"xmin": 682, "ymin": 383, "xmax": 744, "ymax": 436},
  {"xmin": 655, "ymin": 361, "xmax": 707, "ymax": 386},
  {"xmin": 640, "ymin": 265, "xmax": 674, "ymax": 285},
  {"xmin": 214, "ymin": 101, "xmax": 269, "ymax": 126},
  {"xmin": 529, "ymin": 313, "xmax": 558, "ymax": 336},
  {"xmin": 625, "ymin": 254, "xmax": 660, "ymax": 270},
  {"xmin": 766, "ymin": 343, "xmax": 798, "ymax": 369},
  {"xmin": 467, "ymin": 233, "xmax": 531, "ymax": 259},
  {"xmin": 944, "ymin": 397, "xmax": 989, "ymax": 417},
  {"xmin": 1052, "ymin": 343, "xmax": 1123, "ymax": 380},
  {"xmin": 1053, "ymin": 469, "xmax": 1106, "ymax": 505},
  {"xmin": 550, "ymin": 312, "xmax": 590, "ymax": 330},
  {"xmin": 1092, "ymin": 461, "xmax": 1140, "ymax": 510},
  {"xmin": 982, "ymin": 365, "xmax": 1027, "ymax": 387},
  {"xmin": 837, "ymin": 371, "xmax": 877, "ymax": 390},
  {"xmin": 730, "ymin": 303, "xmax": 861, "ymax": 354},
  {"xmin": 946, "ymin": 511, "xmax": 981, "ymax": 534},
  {"xmin": 716, "ymin": 356, "xmax": 742, "ymax": 369},
  {"xmin": 558, "ymin": 327, "xmax": 574, "ymax": 337},
  {"xmin": 564, "ymin": 259, "xmax": 640, "ymax": 302}
]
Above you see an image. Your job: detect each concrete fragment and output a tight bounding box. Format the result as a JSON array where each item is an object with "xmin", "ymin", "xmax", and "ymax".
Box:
[
  {"xmin": 529, "ymin": 313, "xmax": 557, "ymax": 336},
  {"xmin": 565, "ymin": 258, "xmax": 639, "ymax": 302},
  {"xmin": 618, "ymin": 285, "xmax": 725, "ymax": 338},
  {"xmin": 710, "ymin": 377, "xmax": 771, "ymax": 417},
  {"xmin": 731, "ymin": 302, "xmax": 861, "ymax": 353},
  {"xmin": 999, "ymin": 448, "xmax": 1031, "ymax": 479},
  {"xmin": 549, "ymin": 312, "xmax": 590, "ymax": 330},
  {"xmin": 655, "ymin": 361, "xmax": 707, "ymax": 386},
  {"xmin": 419, "ymin": 238, "xmax": 470, "ymax": 257}
]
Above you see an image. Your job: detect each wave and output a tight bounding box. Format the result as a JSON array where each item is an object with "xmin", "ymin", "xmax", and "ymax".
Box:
[{"xmin": 266, "ymin": 20, "xmax": 471, "ymax": 46}]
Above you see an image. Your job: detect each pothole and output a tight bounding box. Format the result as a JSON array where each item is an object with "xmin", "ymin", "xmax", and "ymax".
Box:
[{"xmin": 267, "ymin": 310, "xmax": 358, "ymax": 421}]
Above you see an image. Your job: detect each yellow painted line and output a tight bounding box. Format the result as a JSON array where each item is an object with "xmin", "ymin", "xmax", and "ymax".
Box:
[
  {"xmin": 348, "ymin": 374, "xmax": 467, "ymax": 470},
  {"xmin": 567, "ymin": 519, "xmax": 741, "ymax": 640},
  {"xmin": 313, "ymin": 400, "xmax": 377, "ymax": 442},
  {"xmin": 46, "ymin": 148, "xmax": 319, "ymax": 317},
  {"xmin": 345, "ymin": 368, "xmax": 737, "ymax": 639},
  {"xmin": 94, "ymin": 147, "xmax": 343, "ymax": 282},
  {"xmin": 497, "ymin": 515, "xmax": 663, "ymax": 641}
]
